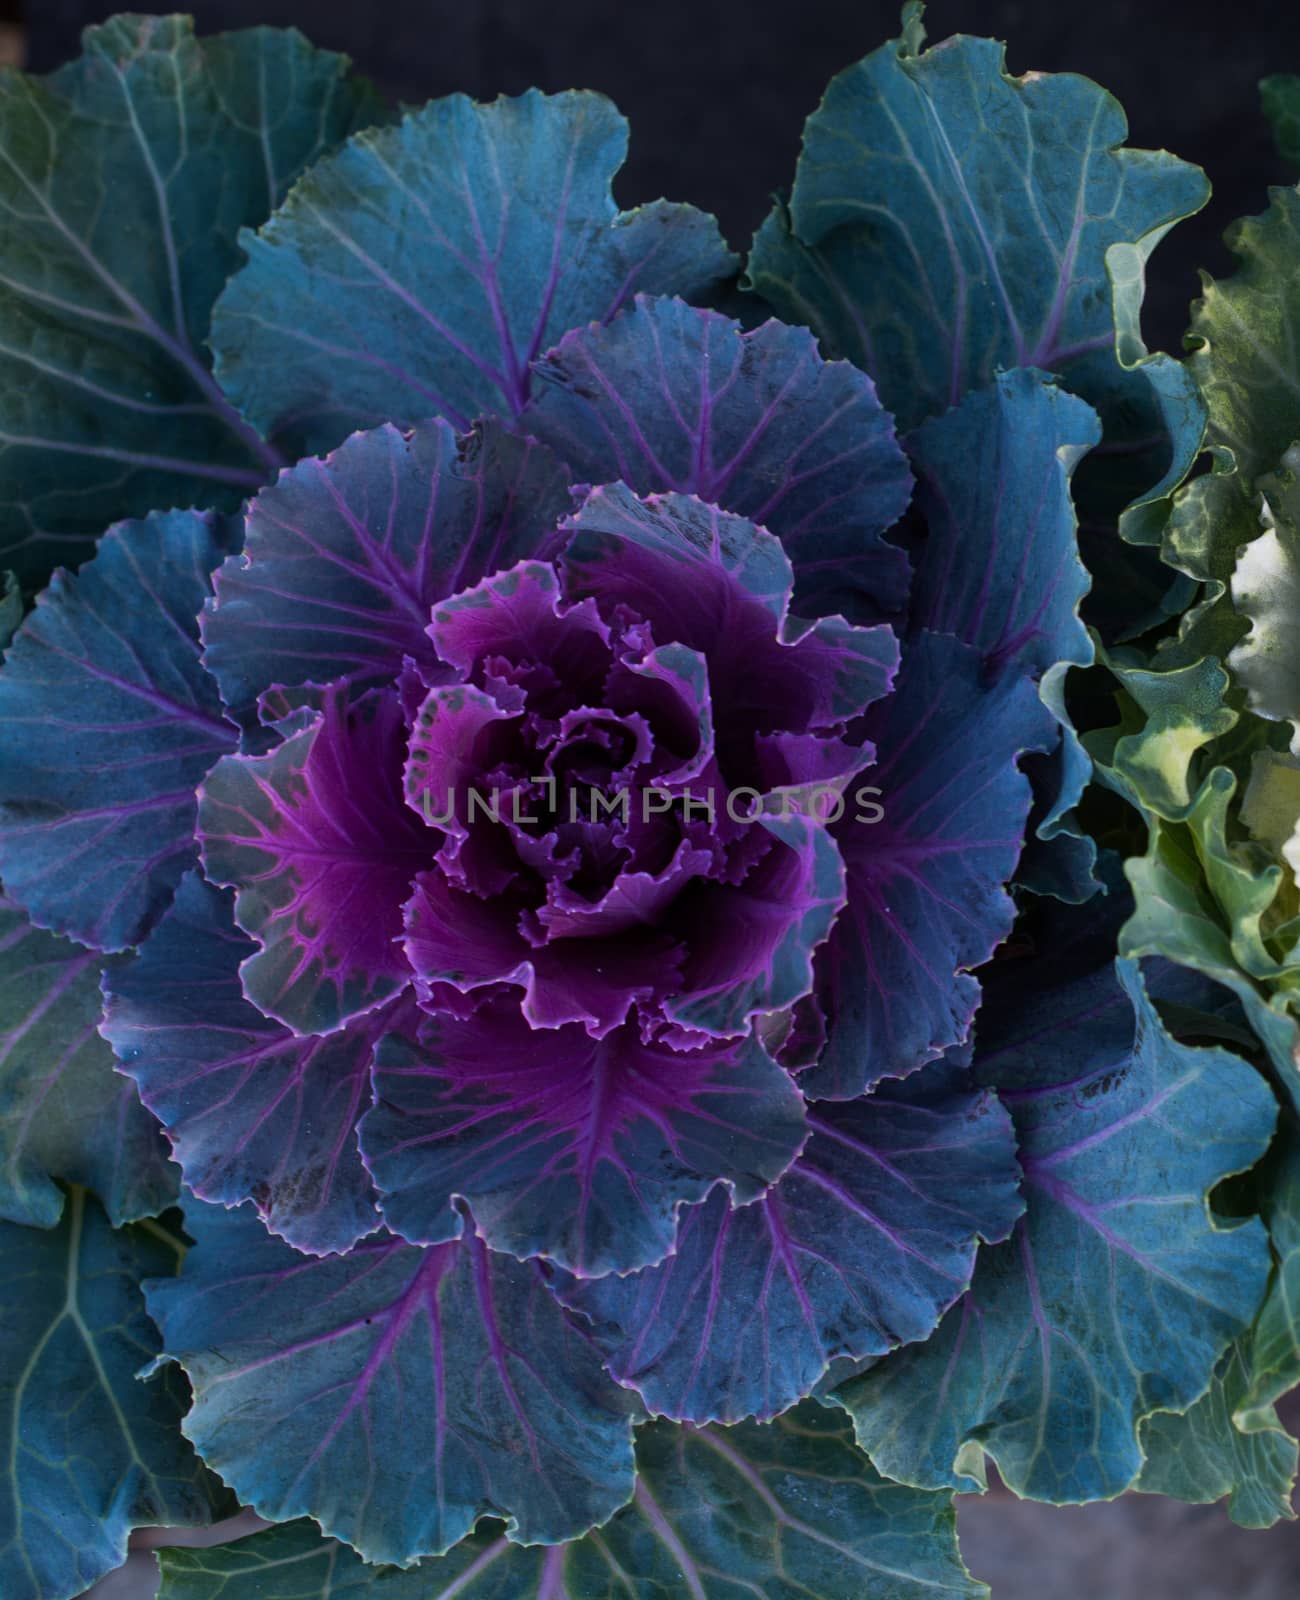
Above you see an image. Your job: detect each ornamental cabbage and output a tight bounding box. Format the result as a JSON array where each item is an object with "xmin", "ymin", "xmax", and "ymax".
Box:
[{"xmin": 0, "ymin": 8, "xmax": 1293, "ymax": 1598}]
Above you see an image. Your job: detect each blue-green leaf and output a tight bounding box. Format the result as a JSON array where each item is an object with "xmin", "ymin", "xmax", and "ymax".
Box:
[
  {"xmin": 802, "ymin": 629, "xmax": 1053, "ymax": 1100},
  {"xmin": 361, "ymin": 998, "xmax": 807, "ymax": 1280},
  {"xmin": 154, "ymin": 1402, "xmax": 986, "ymax": 1600},
  {"xmin": 201, "ymin": 418, "xmax": 571, "ymax": 724},
  {"xmin": 525, "ymin": 295, "xmax": 913, "ymax": 620},
  {"xmin": 0, "ymin": 508, "xmax": 238, "ymax": 951},
  {"xmin": 145, "ymin": 1199, "xmax": 638, "ymax": 1566},
  {"xmin": 1141, "ymin": 1124, "xmax": 1300, "ymax": 1526},
  {"xmin": 745, "ymin": 18, "xmax": 1207, "ymax": 434},
  {"xmin": 835, "ymin": 959, "xmax": 1277, "ymax": 1502},
  {"xmin": 101, "ymin": 872, "xmax": 404, "ymax": 1257},
  {"xmin": 1136, "ymin": 1335, "xmax": 1298, "ymax": 1529},
  {"xmin": 558, "ymin": 1059, "xmax": 1023, "ymax": 1423},
  {"xmin": 0, "ymin": 893, "xmax": 176, "ymax": 1227},
  {"xmin": 211, "ymin": 90, "xmax": 737, "ymax": 460},
  {"xmin": 0, "ymin": 1190, "xmax": 230, "ymax": 1600},
  {"xmin": 906, "ymin": 367, "xmax": 1101, "ymax": 901},
  {"xmin": 0, "ymin": 15, "xmax": 383, "ymax": 590},
  {"xmin": 907, "ymin": 368, "xmax": 1098, "ymax": 678}
]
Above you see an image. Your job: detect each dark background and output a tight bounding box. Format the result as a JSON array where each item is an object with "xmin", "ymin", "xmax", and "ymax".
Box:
[{"xmin": 12, "ymin": 0, "xmax": 1300, "ymax": 356}]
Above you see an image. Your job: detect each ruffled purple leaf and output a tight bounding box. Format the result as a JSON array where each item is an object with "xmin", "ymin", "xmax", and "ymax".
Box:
[
  {"xmin": 210, "ymin": 90, "xmax": 738, "ymax": 458},
  {"xmin": 803, "ymin": 629, "xmax": 1054, "ymax": 1099},
  {"xmin": 560, "ymin": 485, "xmax": 898, "ymax": 784},
  {"xmin": 564, "ymin": 484, "xmax": 789, "ymax": 618},
  {"xmin": 526, "ymin": 295, "xmax": 913, "ymax": 618},
  {"xmin": 393, "ymin": 492, "xmax": 887, "ymax": 1044},
  {"xmin": 907, "ymin": 369, "xmax": 1099, "ymax": 677},
  {"xmin": 101, "ymin": 872, "xmax": 417, "ymax": 1256},
  {"xmin": 359, "ymin": 994, "xmax": 807, "ymax": 1277},
  {"xmin": 427, "ymin": 559, "xmax": 611, "ymax": 696},
  {"xmin": 203, "ymin": 420, "xmax": 571, "ymax": 723},
  {"xmin": 558, "ymin": 1058, "xmax": 1023, "ymax": 1422},
  {"xmin": 198, "ymin": 684, "xmax": 431, "ymax": 1036},
  {"xmin": 402, "ymin": 681, "xmax": 525, "ymax": 850},
  {"xmin": 145, "ymin": 1199, "xmax": 637, "ymax": 1566},
  {"xmin": 401, "ymin": 816, "xmax": 842, "ymax": 1047},
  {"xmin": 663, "ymin": 813, "xmax": 847, "ymax": 1038},
  {"xmin": 608, "ymin": 640, "xmax": 713, "ymax": 782},
  {"xmin": 252, "ymin": 683, "xmax": 333, "ymax": 744},
  {"xmin": 0, "ymin": 510, "xmax": 238, "ymax": 951},
  {"xmin": 402, "ymin": 867, "xmax": 683, "ymax": 1036}
]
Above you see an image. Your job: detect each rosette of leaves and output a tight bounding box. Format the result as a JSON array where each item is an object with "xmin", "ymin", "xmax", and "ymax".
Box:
[{"xmin": 0, "ymin": 9, "xmax": 1285, "ymax": 1598}]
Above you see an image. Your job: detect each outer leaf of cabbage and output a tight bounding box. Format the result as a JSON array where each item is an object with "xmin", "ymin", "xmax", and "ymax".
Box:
[
  {"xmin": 0, "ymin": 1191, "xmax": 230, "ymax": 1600},
  {"xmin": 211, "ymin": 92, "xmax": 737, "ymax": 459},
  {"xmin": 0, "ymin": 17, "xmax": 384, "ymax": 589},
  {"xmin": 154, "ymin": 1403, "xmax": 987, "ymax": 1600},
  {"xmin": 836, "ymin": 959, "xmax": 1276, "ymax": 1502}
]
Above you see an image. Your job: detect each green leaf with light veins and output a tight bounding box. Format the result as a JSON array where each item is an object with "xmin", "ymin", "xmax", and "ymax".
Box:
[
  {"xmin": 1137, "ymin": 1335, "xmax": 1298, "ymax": 1529},
  {"xmin": 1244, "ymin": 1129, "xmax": 1300, "ymax": 1425},
  {"xmin": 0, "ymin": 1190, "xmax": 230, "ymax": 1600},
  {"xmin": 1157, "ymin": 186, "xmax": 1300, "ymax": 663},
  {"xmin": 1137, "ymin": 1127, "xmax": 1300, "ymax": 1528},
  {"xmin": 1121, "ymin": 803, "xmax": 1300, "ymax": 1095},
  {"xmin": 0, "ymin": 14, "xmax": 383, "ymax": 590},
  {"xmin": 0, "ymin": 893, "xmax": 177, "ymax": 1228}
]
